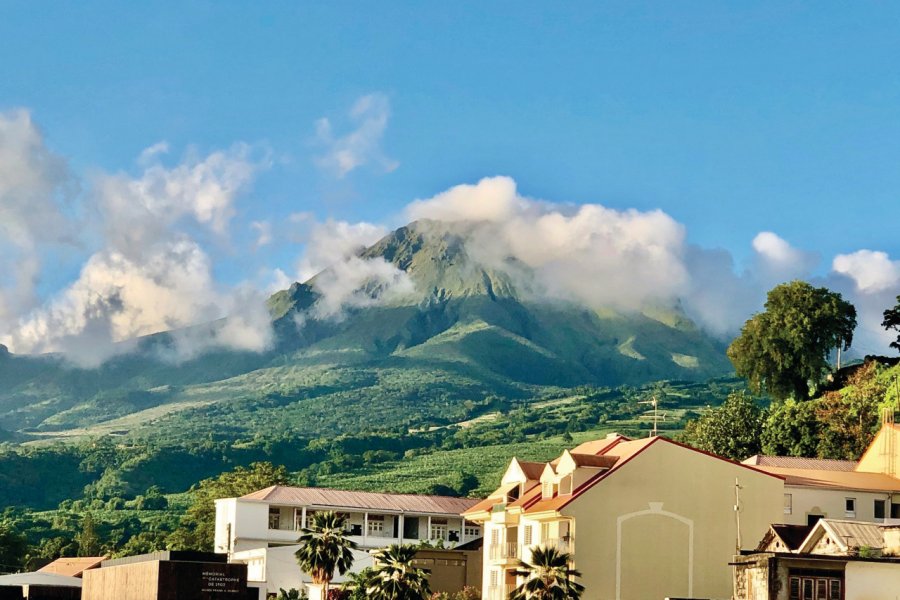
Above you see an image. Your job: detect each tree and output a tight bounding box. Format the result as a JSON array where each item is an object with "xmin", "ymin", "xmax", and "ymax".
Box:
[
  {"xmin": 679, "ymin": 391, "xmax": 762, "ymax": 461},
  {"xmin": 883, "ymin": 295, "xmax": 900, "ymax": 351},
  {"xmin": 0, "ymin": 521, "xmax": 27, "ymax": 573},
  {"xmin": 357, "ymin": 544, "xmax": 431, "ymax": 600},
  {"xmin": 511, "ymin": 545, "xmax": 584, "ymax": 600},
  {"xmin": 294, "ymin": 511, "xmax": 357, "ymax": 596},
  {"xmin": 760, "ymin": 399, "xmax": 820, "ymax": 457},
  {"xmin": 76, "ymin": 513, "xmax": 100, "ymax": 557},
  {"xmin": 727, "ymin": 281, "xmax": 857, "ymax": 401},
  {"xmin": 168, "ymin": 462, "xmax": 288, "ymax": 551}
]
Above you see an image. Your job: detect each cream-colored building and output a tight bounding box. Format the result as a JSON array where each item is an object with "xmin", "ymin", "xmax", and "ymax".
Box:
[
  {"xmin": 744, "ymin": 424, "xmax": 900, "ymax": 528},
  {"xmin": 463, "ymin": 434, "xmax": 784, "ymax": 600}
]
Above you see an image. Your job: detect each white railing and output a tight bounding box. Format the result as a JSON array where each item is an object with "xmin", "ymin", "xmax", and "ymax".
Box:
[
  {"xmin": 542, "ymin": 537, "xmax": 573, "ymax": 554},
  {"xmin": 489, "ymin": 542, "xmax": 520, "ymax": 561}
]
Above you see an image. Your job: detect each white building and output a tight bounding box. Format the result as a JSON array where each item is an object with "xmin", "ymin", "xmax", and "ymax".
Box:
[{"xmin": 215, "ymin": 485, "xmax": 483, "ymax": 594}]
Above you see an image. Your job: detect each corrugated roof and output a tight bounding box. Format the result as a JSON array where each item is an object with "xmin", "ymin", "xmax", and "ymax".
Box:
[
  {"xmin": 38, "ymin": 557, "xmax": 106, "ymax": 577},
  {"xmin": 569, "ymin": 434, "xmax": 628, "ymax": 456},
  {"xmin": 754, "ymin": 466, "xmax": 900, "ymax": 493},
  {"xmin": 240, "ymin": 486, "xmax": 480, "ymax": 515},
  {"xmin": 742, "ymin": 455, "xmax": 858, "ymax": 471},
  {"xmin": 823, "ymin": 520, "xmax": 885, "ymax": 550}
]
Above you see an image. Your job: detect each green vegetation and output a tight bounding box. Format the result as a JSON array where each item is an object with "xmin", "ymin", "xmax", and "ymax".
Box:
[
  {"xmin": 679, "ymin": 391, "xmax": 763, "ymax": 460},
  {"xmin": 883, "ymin": 295, "xmax": 900, "ymax": 352},
  {"xmin": 727, "ymin": 281, "xmax": 857, "ymax": 401},
  {"xmin": 295, "ymin": 511, "xmax": 357, "ymax": 595},
  {"xmin": 511, "ymin": 546, "xmax": 584, "ymax": 600},
  {"xmin": 356, "ymin": 544, "xmax": 431, "ymax": 600}
]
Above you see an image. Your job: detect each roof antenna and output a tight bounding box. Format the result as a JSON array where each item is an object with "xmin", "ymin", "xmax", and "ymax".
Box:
[{"xmin": 639, "ymin": 395, "xmax": 666, "ymax": 437}]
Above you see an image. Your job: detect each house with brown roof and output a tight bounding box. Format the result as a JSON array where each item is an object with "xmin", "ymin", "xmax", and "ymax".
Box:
[
  {"xmin": 463, "ymin": 433, "xmax": 784, "ymax": 600},
  {"xmin": 743, "ymin": 423, "xmax": 900, "ymax": 528},
  {"xmin": 214, "ymin": 485, "xmax": 483, "ymax": 594}
]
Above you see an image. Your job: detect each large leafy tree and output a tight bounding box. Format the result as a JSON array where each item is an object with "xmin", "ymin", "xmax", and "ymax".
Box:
[
  {"xmin": 168, "ymin": 462, "xmax": 288, "ymax": 551},
  {"xmin": 0, "ymin": 521, "xmax": 28, "ymax": 572},
  {"xmin": 294, "ymin": 511, "xmax": 357, "ymax": 595},
  {"xmin": 511, "ymin": 546, "xmax": 584, "ymax": 600},
  {"xmin": 358, "ymin": 544, "xmax": 431, "ymax": 600},
  {"xmin": 679, "ymin": 391, "xmax": 762, "ymax": 461},
  {"xmin": 727, "ymin": 281, "xmax": 857, "ymax": 401},
  {"xmin": 883, "ymin": 295, "xmax": 900, "ymax": 351},
  {"xmin": 760, "ymin": 399, "xmax": 820, "ymax": 457}
]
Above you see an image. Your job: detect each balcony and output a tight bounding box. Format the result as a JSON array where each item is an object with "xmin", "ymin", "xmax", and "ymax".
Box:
[
  {"xmin": 489, "ymin": 542, "xmax": 520, "ymax": 564},
  {"xmin": 542, "ymin": 537, "xmax": 573, "ymax": 555},
  {"xmin": 487, "ymin": 584, "xmax": 515, "ymax": 600}
]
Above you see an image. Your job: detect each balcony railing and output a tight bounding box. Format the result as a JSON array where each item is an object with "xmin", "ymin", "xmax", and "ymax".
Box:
[
  {"xmin": 489, "ymin": 542, "xmax": 520, "ymax": 561},
  {"xmin": 542, "ymin": 537, "xmax": 573, "ymax": 554},
  {"xmin": 487, "ymin": 584, "xmax": 515, "ymax": 600}
]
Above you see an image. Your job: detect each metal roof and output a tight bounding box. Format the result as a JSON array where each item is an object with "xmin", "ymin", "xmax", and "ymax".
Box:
[
  {"xmin": 742, "ymin": 455, "xmax": 858, "ymax": 471},
  {"xmin": 37, "ymin": 557, "xmax": 106, "ymax": 577},
  {"xmin": 240, "ymin": 485, "xmax": 480, "ymax": 515},
  {"xmin": 0, "ymin": 572, "xmax": 82, "ymax": 588}
]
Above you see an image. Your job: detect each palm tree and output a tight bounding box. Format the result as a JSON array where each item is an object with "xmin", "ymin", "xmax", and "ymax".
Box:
[
  {"xmin": 294, "ymin": 511, "xmax": 357, "ymax": 595},
  {"xmin": 510, "ymin": 545, "xmax": 584, "ymax": 600},
  {"xmin": 361, "ymin": 544, "xmax": 432, "ymax": 600}
]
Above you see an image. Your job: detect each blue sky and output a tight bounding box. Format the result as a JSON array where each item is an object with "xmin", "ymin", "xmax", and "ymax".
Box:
[{"xmin": 2, "ymin": 2, "xmax": 900, "ymax": 357}]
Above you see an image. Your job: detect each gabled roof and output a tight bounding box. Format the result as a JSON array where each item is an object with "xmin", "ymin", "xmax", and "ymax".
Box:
[
  {"xmin": 569, "ymin": 453, "xmax": 619, "ymax": 468},
  {"xmin": 756, "ymin": 524, "xmax": 813, "ymax": 552},
  {"xmin": 742, "ymin": 456, "xmax": 857, "ymax": 472},
  {"xmin": 240, "ymin": 486, "xmax": 480, "ymax": 515},
  {"xmin": 518, "ymin": 461, "xmax": 546, "ymax": 480},
  {"xmin": 38, "ymin": 556, "xmax": 106, "ymax": 578},
  {"xmin": 798, "ymin": 519, "xmax": 885, "ymax": 554}
]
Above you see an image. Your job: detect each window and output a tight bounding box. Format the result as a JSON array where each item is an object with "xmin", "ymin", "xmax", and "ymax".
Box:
[
  {"xmin": 892, "ymin": 503, "xmax": 900, "ymax": 519},
  {"xmin": 784, "ymin": 493, "xmax": 793, "ymax": 515},
  {"xmin": 829, "ymin": 579, "xmax": 841, "ymax": 600},
  {"xmin": 490, "ymin": 570, "xmax": 499, "ymax": 588},
  {"xmin": 431, "ymin": 525, "xmax": 447, "ymax": 540},
  {"xmin": 367, "ymin": 516, "xmax": 384, "ymax": 535},
  {"xmin": 875, "ymin": 499, "xmax": 886, "ymax": 520},
  {"xmin": 490, "ymin": 528, "xmax": 500, "ymax": 545},
  {"xmin": 463, "ymin": 523, "xmax": 480, "ymax": 538},
  {"xmin": 845, "ymin": 498, "xmax": 856, "ymax": 518},
  {"xmin": 542, "ymin": 481, "xmax": 554, "ymax": 499},
  {"xmin": 524, "ymin": 525, "xmax": 533, "ymax": 546},
  {"xmin": 294, "ymin": 509, "xmax": 304, "ymax": 530},
  {"xmin": 541, "ymin": 523, "xmax": 550, "ymax": 542},
  {"xmin": 268, "ymin": 507, "xmax": 281, "ymax": 530}
]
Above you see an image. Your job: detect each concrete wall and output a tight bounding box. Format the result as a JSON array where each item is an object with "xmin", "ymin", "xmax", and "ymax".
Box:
[
  {"xmin": 561, "ymin": 441, "xmax": 784, "ymax": 600},
  {"xmin": 82, "ymin": 561, "xmax": 160, "ymax": 600},
  {"xmin": 845, "ymin": 561, "xmax": 900, "ymax": 600}
]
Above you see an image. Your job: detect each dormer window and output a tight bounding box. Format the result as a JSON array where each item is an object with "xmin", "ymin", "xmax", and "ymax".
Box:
[
  {"xmin": 542, "ymin": 481, "xmax": 552, "ymax": 499},
  {"xmin": 507, "ymin": 485, "xmax": 521, "ymax": 502}
]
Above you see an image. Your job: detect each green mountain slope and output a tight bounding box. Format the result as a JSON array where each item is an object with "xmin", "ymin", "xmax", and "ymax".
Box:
[{"xmin": 0, "ymin": 219, "xmax": 732, "ymax": 443}]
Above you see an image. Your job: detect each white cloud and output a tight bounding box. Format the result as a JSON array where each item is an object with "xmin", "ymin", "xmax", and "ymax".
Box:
[
  {"xmin": 295, "ymin": 219, "xmax": 388, "ymax": 281},
  {"xmin": 0, "ymin": 109, "xmax": 74, "ymax": 332},
  {"xmin": 314, "ymin": 93, "xmax": 398, "ymax": 178},
  {"xmin": 1, "ymin": 138, "xmax": 274, "ymax": 364},
  {"xmin": 250, "ymin": 220, "xmax": 273, "ymax": 248},
  {"xmin": 751, "ymin": 231, "xmax": 820, "ymax": 285},
  {"xmin": 832, "ymin": 250, "xmax": 900, "ymax": 293}
]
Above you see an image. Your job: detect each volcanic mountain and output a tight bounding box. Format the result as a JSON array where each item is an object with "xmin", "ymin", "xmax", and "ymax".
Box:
[{"xmin": 0, "ymin": 220, "xmax": 732, "ymax": 442}]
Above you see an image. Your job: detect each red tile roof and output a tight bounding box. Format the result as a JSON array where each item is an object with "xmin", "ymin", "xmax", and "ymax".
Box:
[
  {"xmin": 240, "ymin": 486, "xmax": 480, "ymax": 515},
  {"xmin": 518, "ymin": 461, "xmax": 547, "ymax": 480}
]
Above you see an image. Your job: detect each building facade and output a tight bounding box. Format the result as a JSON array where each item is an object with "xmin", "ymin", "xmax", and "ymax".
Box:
[
  {"xmin": 744, "ymin": 424, "xmax": 900, "ymax": 528},
  {"xmin": 463, "ymin": 434, "xmax": 784, "ymax": 600},
  {"xmin": 215, "ymin": 485, "xmax": 482, "ymax": 594}
]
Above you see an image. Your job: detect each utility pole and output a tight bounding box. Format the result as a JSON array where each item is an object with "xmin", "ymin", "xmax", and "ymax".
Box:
[
  {"xmin": 639, "ymin": 396, "xmax": 666, "ymax": 437},
  {"xmin": 734, "ymin": 478, "xmax": 743, "ymax": 555}
]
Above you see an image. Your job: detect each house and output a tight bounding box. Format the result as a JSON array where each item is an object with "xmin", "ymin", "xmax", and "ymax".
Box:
[
  {"xmin": 743, "ymin": 422, "xmax": 900, "ymax": 527},
  {"xmin": 733, "ymin": 518, "xmax": 900, "ymax": 599},
  {"xmin": 462, "ymin": 433, "xmax": 784, "ymax": 600},
  {"xmin": 215, "ymin": 485, "xmax": 483, "ymax": 594}
]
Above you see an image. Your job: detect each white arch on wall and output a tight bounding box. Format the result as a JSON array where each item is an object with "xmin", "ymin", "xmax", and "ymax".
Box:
[{"xmin": 615, "ymin": 502, "xmax": 694, "ymax": 600}]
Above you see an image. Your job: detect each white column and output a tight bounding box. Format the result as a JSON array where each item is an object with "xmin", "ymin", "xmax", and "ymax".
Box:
[
  {"xmin": 364, "ymin": 512, "xmax": 369, "ymax": 546},
  {"xmin": 301, "ymin": 506, "xmax": 307, "ymax": 530},
  {"xmin": 398, "ymin": 514, "xmax": 404, "ymax": 543},
  {"xmin": 427, "ymin": 516, "xmax": 432, "ymax": 542}
]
